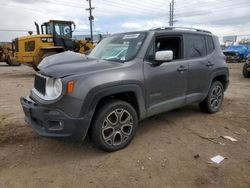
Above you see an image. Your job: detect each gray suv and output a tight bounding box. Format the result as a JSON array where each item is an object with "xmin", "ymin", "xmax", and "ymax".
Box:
[{"xmin": 21, "ymin": 27, "xmax": 229, "ymax": 151}]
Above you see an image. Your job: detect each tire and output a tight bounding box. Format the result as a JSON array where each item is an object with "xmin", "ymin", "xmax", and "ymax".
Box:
[
  {"xmin": 199, "ymin": 81, "xmax": 224, "ymax": 113},
  {"xmin": 6, "ymin": 56, "xmax": 21, "ymax": 66},
  {"xmin": 42, "ymin": 51, "xmax": 57, "ymax": 59},
  {"xmin": 243, "ymin": 63, "xmax": 250, "ymax": 78},
  {"xmin": 91, "ymin": 99, "xmax": 138, "ymax": 152},
  {"xmin": 33, "ymin": 51, "xmax": 57, "ymax": 71}
]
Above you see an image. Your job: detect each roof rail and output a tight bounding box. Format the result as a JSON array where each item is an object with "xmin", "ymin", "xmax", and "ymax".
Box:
[{"xmin": 150, "ymin": 27, "xmax": 212, "ymax": 34}]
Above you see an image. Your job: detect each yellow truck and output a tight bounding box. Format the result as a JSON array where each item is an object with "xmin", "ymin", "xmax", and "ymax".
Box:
[{"xmin": 11, "ymin": 20, "xmax": 94, "ymax": 70}]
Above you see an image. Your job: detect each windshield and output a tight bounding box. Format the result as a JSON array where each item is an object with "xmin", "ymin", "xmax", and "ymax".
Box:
[
  {"xmin": 54, "ymin": 23, "xmax": 72, "ymax": 38},
  {"xmin": 89, "ymin": 32, "xmax": 146, "ymax": 62}
]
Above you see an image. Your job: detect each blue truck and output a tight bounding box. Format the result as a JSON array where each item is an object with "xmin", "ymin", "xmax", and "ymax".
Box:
[{"xmin": 223, "ymin": 44, "xmax": 250, "ymax": 63}]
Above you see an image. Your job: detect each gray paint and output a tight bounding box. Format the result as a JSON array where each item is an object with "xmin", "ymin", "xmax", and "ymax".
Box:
[{"xmin": 21, "ymin": 28, "xmax": 229, "ymax": 140}]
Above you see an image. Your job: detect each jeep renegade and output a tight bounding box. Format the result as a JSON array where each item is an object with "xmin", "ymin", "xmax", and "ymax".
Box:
[{"xmin": 21, "ymin": 27, "xmax": 229, "ymax": 151}]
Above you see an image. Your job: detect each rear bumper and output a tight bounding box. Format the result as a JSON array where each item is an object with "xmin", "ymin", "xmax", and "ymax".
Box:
[{"xmin": 20, "ymin": 96, "xmax": 90, "ymax": 140}]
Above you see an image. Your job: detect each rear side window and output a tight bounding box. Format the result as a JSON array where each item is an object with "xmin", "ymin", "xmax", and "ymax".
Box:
[
  {"xmin": 206, "ymin": 36, "xmax": 215, "ymax": 54},
  {"xmin": 185, "ymin": 35, "xmax": 206, "ymax": 58}
]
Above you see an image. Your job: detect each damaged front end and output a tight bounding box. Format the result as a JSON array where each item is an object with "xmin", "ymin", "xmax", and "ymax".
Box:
[{"xmin": 223, "ymin": 51, "xmax": 243, "ymax": 63}]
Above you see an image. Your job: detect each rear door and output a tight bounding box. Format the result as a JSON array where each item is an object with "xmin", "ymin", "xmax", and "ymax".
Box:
[
  {"xmin": 184, "ymin": 34, "xmax": 214, "ymax": 103},
  {"xmin": 144, "ymin": 34, "xmax": 188, "ymax": 116}
]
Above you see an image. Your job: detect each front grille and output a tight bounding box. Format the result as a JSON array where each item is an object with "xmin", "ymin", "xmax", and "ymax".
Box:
[{"xmin": 34, "ymin": 74, "xmax": 46, "ymax": 95}]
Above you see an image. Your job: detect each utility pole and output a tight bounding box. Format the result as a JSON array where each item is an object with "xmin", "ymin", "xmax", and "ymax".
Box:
[
  {"xmin": 169, "ymin": 0, "xmax": 177, "ymax": 26},
  {"xmin": 86, "ymin": 0, "xmax": 94, "ymax": 41},
  {"xmin": 169, "ymin": 2, "xmax": 172, "ymax": 26}
]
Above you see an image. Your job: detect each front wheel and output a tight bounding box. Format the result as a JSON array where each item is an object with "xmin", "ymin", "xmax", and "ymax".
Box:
[
  {"xmin": 6, "ymin": 56, "xmax": 21, "ymax": 66},
  {"xmin": 199, "ymin": 81, "xmax": 224, "ymax": 113},
  {"xmin": 91, "ymin": 100, "xmax": 138, "ymax": 152},
  {"xmin": 243, "ymin": 63, "xmax": 250, "ymax": 78}
]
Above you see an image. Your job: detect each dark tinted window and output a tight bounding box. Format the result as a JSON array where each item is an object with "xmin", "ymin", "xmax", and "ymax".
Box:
[
  {"xmin": 25, "ymin": 41, "xmax": 35, "ymax": 52},
  {"xmin": 185, "ymin": 35, "xmax": 206, "ymax": 58},
  {"xmin": 206, "ymin": 36, "xmax": 215, "ymax": 54},
  {"xmin": 14, "ymin": 38, "xmax": 19, "ymax": 52}
]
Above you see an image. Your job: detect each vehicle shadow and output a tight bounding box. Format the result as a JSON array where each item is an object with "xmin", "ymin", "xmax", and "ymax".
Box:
[
  {"xmin": 1, "ymin": 104, "xmax": 211, "ymax": 169},
  {"xmin": 0, "ymin": 63, "xmax": 9, "ymax": 67}
]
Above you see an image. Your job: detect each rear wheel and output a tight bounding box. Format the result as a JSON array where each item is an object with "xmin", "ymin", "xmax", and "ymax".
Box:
[
  {"xmin": 91, "ymin": 100, "xmax": 138, "ymax": 152},
  {"xmin": 42, "ymin": 51, "xmax": 57, "ymax": 59},
  {"xmin": 243, "ymin": 63, "xmax": 250, "ymax": 78},
  {"xmin": 199, "ymin": 81, "xmax": 224, "ymax": 113}
]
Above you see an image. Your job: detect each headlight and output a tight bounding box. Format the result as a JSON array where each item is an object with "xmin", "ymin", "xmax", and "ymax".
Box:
[{"xmin": 46, "ymin": 78, "xmax": 62, "ymax": 100}]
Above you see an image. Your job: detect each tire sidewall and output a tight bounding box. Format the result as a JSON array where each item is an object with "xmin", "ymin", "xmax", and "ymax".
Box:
[
  {"xmin": 206, "ymin": 81, "xmax": 224, "ymax": 113},
  {"xmin": 92, "ymin": 100, "xmax": 138, "ymax": 152},
  {"xmin": 243, "ymin": 63, "xmax": 250, "ymax": 78}
]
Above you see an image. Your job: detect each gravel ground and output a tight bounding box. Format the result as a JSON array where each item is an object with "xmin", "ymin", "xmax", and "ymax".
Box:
[{"xmin": 0, "ymin": 62, "xmax": 249, "ymax": 188}]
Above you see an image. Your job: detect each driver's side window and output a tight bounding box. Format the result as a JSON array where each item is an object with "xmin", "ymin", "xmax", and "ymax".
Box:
[
  {"xmin": 146, "ymin": 35, "xmax": 183, "ymax": 62},
  {"xmin": 155, "ymin": 36, "xmax": 182, "ymax": 60}
]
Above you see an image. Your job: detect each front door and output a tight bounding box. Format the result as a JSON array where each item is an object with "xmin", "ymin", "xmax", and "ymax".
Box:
[{"xmin": 144, "ymin": 35, "xmax": 188, "ymax": 116}]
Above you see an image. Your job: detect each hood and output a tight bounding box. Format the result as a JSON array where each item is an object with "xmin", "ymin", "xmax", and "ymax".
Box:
[
  {"xmin": 223, "ymin": 50, "xmax": 242, "ymax": 56},
  {"xmin": 38, "ymin": 51, "xmax": 123, "ymax": 78},
  {"xmin": 223, "ymin": 49, "xmax": 242, "ymax": 54}
]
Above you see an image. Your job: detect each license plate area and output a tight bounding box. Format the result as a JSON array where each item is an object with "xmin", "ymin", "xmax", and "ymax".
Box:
[{"xmin": 21, "ymin": 96, "xmax": 37, "ymax": 117}]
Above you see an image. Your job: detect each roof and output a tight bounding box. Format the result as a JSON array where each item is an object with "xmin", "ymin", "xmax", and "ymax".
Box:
[{"xmin": 111, "ymin": 27, "xmax": 213, "ymax": 37}]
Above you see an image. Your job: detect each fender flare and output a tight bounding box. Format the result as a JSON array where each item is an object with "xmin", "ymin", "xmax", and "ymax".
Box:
[
  {"xmin": 81, "ymin": 83, "xmax": 147, "ymax": 121},
  {"xmin": 209, "ymin": 67, "xmax": 229, "ymax": 91}
]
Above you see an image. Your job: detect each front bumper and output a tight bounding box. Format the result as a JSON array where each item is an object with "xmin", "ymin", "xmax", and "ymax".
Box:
[
  {"xmin": 226, "ymin": 55, "xmax": 243, "ymax": 63},
  {"xmin": 20, "ymin": 96, "xmax": 90, "ymax": 140}
]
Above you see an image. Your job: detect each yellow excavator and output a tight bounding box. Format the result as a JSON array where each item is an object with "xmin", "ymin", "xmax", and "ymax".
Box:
[{"xmin": 10, "ymin": 20, "xmax": 95, "ymax": 70}]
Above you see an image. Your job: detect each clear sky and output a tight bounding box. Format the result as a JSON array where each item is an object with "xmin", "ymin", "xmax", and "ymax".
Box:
[{"xmin": 0, "ymin": 0, "xmax": 250, "ymax": 42}]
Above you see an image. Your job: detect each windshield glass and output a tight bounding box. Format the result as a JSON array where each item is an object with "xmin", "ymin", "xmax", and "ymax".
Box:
[
  {"xmin": 54, "ymin": 23, "xmax": 72, "ymax": 38},
  {"xmin": 89, "ymin": 32, "xmax": 146, "ymax": 62}
]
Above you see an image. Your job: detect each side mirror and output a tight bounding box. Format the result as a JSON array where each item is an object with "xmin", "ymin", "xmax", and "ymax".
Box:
[{"xmin": 155, "ymin": 50, "xmax": 173, "ymax": 62}]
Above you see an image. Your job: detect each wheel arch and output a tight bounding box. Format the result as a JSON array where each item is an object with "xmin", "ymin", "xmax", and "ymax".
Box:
[
  {"xmin": 210, "ymin": 68, "xmax": 229, "ymax": 91},
  {"xmin": 81, "ymin": 84, "xmax": 147, "ymax": 122}
]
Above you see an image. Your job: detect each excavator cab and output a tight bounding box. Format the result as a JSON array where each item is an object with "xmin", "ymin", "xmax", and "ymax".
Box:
[
  {"xmin": 40, "ymin": 20, "xmax": 75, "ymax": 50},
  {"xmin": 9, "ymin": 19, "xmax": 94, "ymax": 70}
]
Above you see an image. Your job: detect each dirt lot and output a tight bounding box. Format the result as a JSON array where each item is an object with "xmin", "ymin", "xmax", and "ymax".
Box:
[{"xmin": 0, "ymin": 62, "xmax": 249, "ymax": 188}]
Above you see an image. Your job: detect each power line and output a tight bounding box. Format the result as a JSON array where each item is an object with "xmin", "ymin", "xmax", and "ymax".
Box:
[{"xmin": 1, "ymin": 0, "xmax": 250, "ymax": 34}]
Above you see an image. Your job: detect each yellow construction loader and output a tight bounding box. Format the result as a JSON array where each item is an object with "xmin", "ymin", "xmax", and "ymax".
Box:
[
  {"xmin": 0, "ymin": 43, "xmax": 20, "ymax": 66},
  {"xmin": 11, "ymin": 20, "xmax": 95, "ymax": 70}
]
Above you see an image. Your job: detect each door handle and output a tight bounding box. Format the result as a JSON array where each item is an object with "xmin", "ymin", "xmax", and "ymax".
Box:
[
  {"xmin": 177, "ymin": 65, "xmax": 188, "ymax": 72},
  {"xmin": 206, "ymin": 61, "xmax": 214, "ymax": 67}
]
